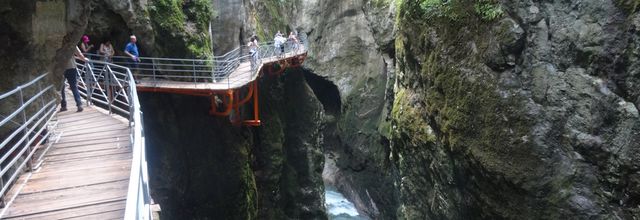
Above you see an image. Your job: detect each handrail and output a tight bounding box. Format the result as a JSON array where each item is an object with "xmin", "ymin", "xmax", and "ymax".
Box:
[
  {"xmin": 62, "ymin": 33, "xmax": 308, "ymax": 219},
  {"xmin": 86, "ymin": 34, "xmax": 309, "ymax": 89},
  {"xmin": 0, "ymin": 73, "xmax": 57, "ymax": 202},
  {"xmin": 74, "ymin": 59, "xmax": 152, "ymax": 219}
]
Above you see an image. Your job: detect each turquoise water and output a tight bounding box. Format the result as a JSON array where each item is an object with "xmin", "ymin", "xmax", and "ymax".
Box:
[{"xmin": 325, "ymin": 186, "xmax": 367, "ymax": 220}]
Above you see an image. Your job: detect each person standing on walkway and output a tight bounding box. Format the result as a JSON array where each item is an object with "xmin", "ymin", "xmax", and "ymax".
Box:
[
  {"xmin": 248, "ymin": 36, "xmax": 259, "ymax": 55},
  {"xmin": 248, "ymin": 36, "xmax": 259, "ymax": 70},
  {"xmin": 99, "ymin": 39, "xmax": 114, "ymax": 62},
  {"xmin": 124, "ymin": 35, "xmax": 140, "ymax": 73},
  {"xmin": 60, "ymin": 46, "xmax": 87, "ymax": 112},
  {"xmin": 288, "ymin": 31, "xmax": 299, "ymax": 50},
  {"xmin": 274, "ymin": 33, "xmax": 286, "ymax": 56},
  {"xmin": 79, "ymin": 35, "xmax": 94, "ymax": 54}
]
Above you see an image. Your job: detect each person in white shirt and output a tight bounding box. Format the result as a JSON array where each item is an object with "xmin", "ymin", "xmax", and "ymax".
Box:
[
  {"xmin": 274, "ymin": 33, "xmax": 287, "ymax": 56},
  {"xmin": 99, "ymin": 39, "xmax": 115, "ymax": 62}
]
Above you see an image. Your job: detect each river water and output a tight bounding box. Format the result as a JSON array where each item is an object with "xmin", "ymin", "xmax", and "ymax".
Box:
[{"xmin": 325, "ymin": 186, "xmax": 367, "ymax": 220}]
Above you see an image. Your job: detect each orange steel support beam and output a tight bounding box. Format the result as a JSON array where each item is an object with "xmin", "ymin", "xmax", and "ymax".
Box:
[
  {"xmin": 234, "ymin": 81, "xmax": 255, "ymax": 108},
  {"xmin": 209, "ymin": 90, "xmax": 234, "ymax": 116},
  {"xmin": 135, "ymin": 53, "xmax": 307, "ymax": 127},
  {"xmin": 243, "ymin": 80, "xmax": 261, "ymax": 126},
  {"xmin": 231, "ymin": 91, "xmax": 241, "ymax": 125},
  {"xmin": 254, "ymin": 81, "xmax": 259, "ymax": 121}
]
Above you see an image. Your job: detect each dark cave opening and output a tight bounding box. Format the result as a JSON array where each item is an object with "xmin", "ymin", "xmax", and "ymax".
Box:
[
  {"xmin": 302, "ymin": 69, "xmax": 343, "ymax": 154},
  {"xmin": 300, "ymin": 70, "xmax": 370, "ymax": 219},
  {"xmin": 303, "ymin": 69, "xmax": 342, "ymax": 117},
  {"xmin": 85, "ymin": 3, "xmax": 136, "ymax": 57}
]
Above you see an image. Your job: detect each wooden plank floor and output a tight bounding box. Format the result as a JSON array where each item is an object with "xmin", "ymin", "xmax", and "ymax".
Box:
[{"xmin": 1, "ymin": 106, "xmax": 132, "ymax": 219}]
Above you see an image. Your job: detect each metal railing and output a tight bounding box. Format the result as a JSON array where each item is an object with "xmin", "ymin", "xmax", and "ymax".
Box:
[
  {"xmin": 74, "ymin": 60, "xmax": 152, "ymax": 219},
  {"xmin": 0, "ymin": 73, "xmax": 57, "ymax": 204},
  {"xmin": 85, "ymin": 34, "xmax": 308, "ymax": 89},
  {"xmin": 62, "ymin": 34, "xmax": 308, "ymax": 219}
]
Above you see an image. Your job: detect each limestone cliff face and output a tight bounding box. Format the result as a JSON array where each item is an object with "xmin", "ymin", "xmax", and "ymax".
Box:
[
  {"xmin": 0, "ymin": 0, "xmax": 91, "ymax": 93},
  {"xmin": 140, "ymin": 92, "xmax": 258, "ymax": 219},
  {"xmin": 211, "ymin": 0, "xmax": 247, "ymax": 54},
  {"xmin": 298, "ymin": 1, "xmax": 399, "ymax": 218},
  {"xmin": 217, "ymin": 0, "xmax": 401, "ymax": 218},
  {"xmin": 0, "ymin": 0, "xmax": 92, "ymax": 139},
  {"xmin": 253, "ymin": 71, "xmax": 326, "ymax": 219},
  {"xmin": 88, "ymin": 0, "xmax": 212, "ymax": 58},
  {"xmin": 393, "ymin": 0, "xmax": 640, "ymax": 218},
  {"xmin": 140, "ymin": 69, "xmax": 326, "ymax": 219}
]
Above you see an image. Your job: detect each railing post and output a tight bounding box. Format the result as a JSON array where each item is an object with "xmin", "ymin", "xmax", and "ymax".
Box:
[
  {"xmin": 152, "ymin": 60, "xmax": 157, "ymax": 82},
  {"xmin": 193, "ymin": 60, "xmax": 197, "ymax": 83},
  {"xmin": 128, "ymin": 70, "xmax": 134, "ymax": 126},
  {"xmin": 0, "ymin": 163, "xmax": 3, "ymax": 207},
  {"xmin": 18, "ymin": 89, "xmax": 33, "ymax": 172},
  {"xmin": 86, "ymin": 63, "xmax": 93, "ymax": 105},
  {"xmin": 106, "ymin": 67, "xmax": 112, "ymax": 114},
  {"xmin": 214, "ymin": 59, "xmax": 216, "ymax": 83},
  {"xmin": 38, "ymin": 79, "xmax": 45, "ymax": 109}
]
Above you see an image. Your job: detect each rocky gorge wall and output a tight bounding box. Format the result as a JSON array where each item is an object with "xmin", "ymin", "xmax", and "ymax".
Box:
[
  {"xmin": 246, "ymin": 0, "xmax": 640, "ymax": 218},
  {"xmin": 210, "ymin": 0, "xmax": 401, "ymax": 218},
  {"xmin": 1, "ymin": 1, "xmax": 328, "ymax": 219},
  {"xmin": 0, "ymin": 0, "xmax": 91, "ymax": 94},
  {"xmin": 0, "ymin": 0, "xmax": 92, "ymax": 148},
  {"xmin": 5, "ymin": 0, "xmax": 640, "ymax": 219},
  {"xmin": 392, "ymin": 0, "xmax": 640, "ymax": 218},
  {"xmin": 140, "ymin": 69, "xmax": 327, "ymax": 219}
]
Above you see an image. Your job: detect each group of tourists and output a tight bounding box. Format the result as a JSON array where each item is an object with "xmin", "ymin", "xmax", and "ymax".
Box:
[
  {"xmin": 62, "ymin": 30, "xmax": 301, "ymax": 112},
  {"xmin": 247, "ymin": 30, "xmax": 300, "ymax": 56},
  {"xmin": 77, "ymin": 34, "xmax": 139, "ymax": 64},
  {"xmin": 274, "ymin": 31, "xmax": 300, "ymax": 56},
  {"xmin": 246, "ymin": 30, "xmax": 300, "ymax": 70},
  {"xmin": 60, "ymin": 34, "xmax": 141, "ymax": 113}
]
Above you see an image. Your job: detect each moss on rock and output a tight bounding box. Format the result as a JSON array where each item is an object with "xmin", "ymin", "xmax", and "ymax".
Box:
[
  {"xmin": 391, "ymin": 88, "xmax": 436, "ymax": 145},
  {"xmin": 149, "ymin": 0, "xmax": 212, "ymax": 58},
  {"xmin": 251, "ymin": 0, "xmax": 295, "ymax": 41},
  {"xmin": 253, "ymin": 71, "xmax": 327, "ymax": 219},
  {"xmin": 393, "ymin": 0, "xmax": 640, "ymax": 218},
  {"xmin": 401, "ymin": 0, "xmax": 503, "ymax": 22},
  {"xmin": 392, "ymin": 0, "xmax": 549, "ymax": 218}
]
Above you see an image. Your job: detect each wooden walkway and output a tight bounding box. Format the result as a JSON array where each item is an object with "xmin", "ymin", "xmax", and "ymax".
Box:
[
  {"xmin": 0, "ymin": 106, "xmax": 132, "ymax": 219},
  {"xmin": 137, "ymin": 47, "xmax": 306, "ymax": 91}
]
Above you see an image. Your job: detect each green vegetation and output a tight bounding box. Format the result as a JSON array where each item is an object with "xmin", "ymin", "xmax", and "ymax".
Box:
[
  {"xmin": 391, "ymin": 88, "xmax": 436, "ymax": 146},
  {"xmin": 149, "ymin": 0, "xmax": 213, "ymax": 58},
  {"xmin": 253, "ymin": 0, "xmax": 291, "ymax": 41},
  {"xmin": 474, "ymin": 0, "xmax": 504, "ymax": 20},
  {"xmin": 400, "ymin": 0, "xmax": 503, "ymax": 22},
  {"xmin": 238, "ymin": 144, "xmax": 258, "ymax": 220},
  {"xmin": 184, "ymin": 0, "xmax": 213, "ymax": 31},
  {"xmin": 394, "ymin": 0, "xmax": 541, "ymax": 193},
  {"xmin": 149, "ymin": 0, "xmax": 185, "ymax": 32}
]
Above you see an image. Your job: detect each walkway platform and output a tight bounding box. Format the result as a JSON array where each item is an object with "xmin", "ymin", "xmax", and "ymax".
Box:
[
  {"xmin": 1, "ymin": 106, "xmax": 132, "ymax": 219},
  {"xmin": 137, "ymin": 62, "xmax": 253, "ymax": 91},
  {"xmin": 136, "ymin": 47, "xmax": 307, "ymax": 93}
]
